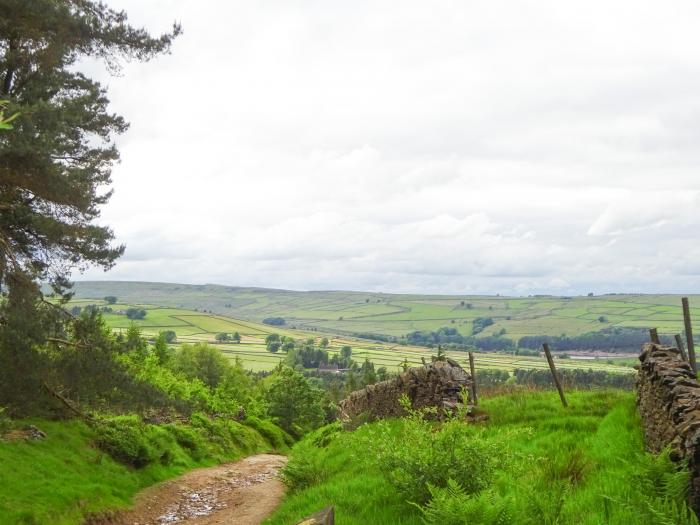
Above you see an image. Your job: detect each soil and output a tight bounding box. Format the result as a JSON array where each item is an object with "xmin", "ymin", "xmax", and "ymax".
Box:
[{"xmin": 97, "ymin": 454, "xmax": 288, "ymax": 525}]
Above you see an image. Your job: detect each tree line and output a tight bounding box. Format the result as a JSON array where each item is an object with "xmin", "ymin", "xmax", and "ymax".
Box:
[{"xmin": 403, "ymin": 325, "xmax": 667, "ymax": 354}]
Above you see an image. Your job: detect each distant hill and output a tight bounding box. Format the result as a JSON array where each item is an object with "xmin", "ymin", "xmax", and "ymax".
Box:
[{"xmin": 71, "ymin": 281, "xmax": 700, "ymax": 342}]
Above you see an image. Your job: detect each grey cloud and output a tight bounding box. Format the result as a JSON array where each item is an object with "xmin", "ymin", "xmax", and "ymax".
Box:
[{"xmin": 74, "ymin": 0, "xmax": 700, "ymax": 295}]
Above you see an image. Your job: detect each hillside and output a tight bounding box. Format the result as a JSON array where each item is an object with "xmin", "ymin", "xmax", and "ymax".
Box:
[
  {"xmin": 66, "ymin": 298, "xmax": 633, "ymax": 375},
  {"xmin": 72, "ymin": 281, "xmax": 699, "ymax": 342}
]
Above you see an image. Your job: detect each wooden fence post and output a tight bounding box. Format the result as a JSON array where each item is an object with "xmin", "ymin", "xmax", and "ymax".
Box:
[
  {"xmin": 649, "ymin": 328, "xmax": 660, "ymax": 344},
  {"xmin": 675, "ymin": 334, "xmax": 689, "ymax": 362},
  {"xmin": 468, "ymin": 351, "xmax": 478, "ymax": 406},
  {"xmin": 542, "ymin": 343, "xmax": 568, "ymax": 407},
  {"xmin": 682, "ymin": 297, "xmax": 697, "ymax": 374}
]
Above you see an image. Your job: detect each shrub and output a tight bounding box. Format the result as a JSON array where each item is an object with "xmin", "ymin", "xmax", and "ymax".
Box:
[
  {"xmin": 280, "ymin": 451, "xmax": 329, "ymax": 492},
  {"xmin": 310, "ymin": 422, "xmax": 342, "ymax": 448},
  {"xmin": 244, "ymin": 416, "xmax": 292, "ymax": 450},
  {"xmin": 190, "ymin": 412, "xmax": 262, "ymax": 455},
  {"xmin": 125, "ymin": 308, "xmax": 146, "ymax": 320},
  {"xmin": 366, "ymin": 397, "xmax": 520, "ymax": 504},
  {"xmin": 280, "ymin": 423, "xmax": 344, "ymax": 492},
  {"xmin": 94, "ymin": 416, "xmax": 155, "ymax": 468},
  {"xmin": 164, "ymin": 423, "xmax": 206, "ymax": 461}
]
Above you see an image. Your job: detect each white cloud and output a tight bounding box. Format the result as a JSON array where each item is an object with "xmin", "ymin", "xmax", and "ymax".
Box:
[{"xmin": 77, "ymin": 0, "xmax": 700, "ymax": 294}]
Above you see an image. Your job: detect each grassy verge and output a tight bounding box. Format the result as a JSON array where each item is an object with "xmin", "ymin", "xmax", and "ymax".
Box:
[
  {"xmin": 0, "ymin": 416, "xmax": 290, "ymax": 525},
  {"xmin": 266, "ymin": 390, "xmax": 696, "ymax": 525}
]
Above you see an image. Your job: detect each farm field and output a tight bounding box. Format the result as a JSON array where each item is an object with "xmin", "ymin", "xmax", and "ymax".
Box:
[
  {"xmin": 72, "ymin": 300, "xmax": 634, "ymax": 374},
  {"xmin": 72, "ymin": 281, "xmax": 700, "ymax": 343}
]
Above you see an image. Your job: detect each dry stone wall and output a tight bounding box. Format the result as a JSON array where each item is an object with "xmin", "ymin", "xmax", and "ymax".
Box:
[
  {"xmin": 338, "ymin": 358, "xmax": 472, "ymax": 422},
  {"xmin": 637, "ymin": 342, "xmax": 700, "ymax": 509}
]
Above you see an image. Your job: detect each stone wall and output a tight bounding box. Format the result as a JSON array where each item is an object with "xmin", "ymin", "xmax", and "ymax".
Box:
[
  {"xmin": 338, "ymin": 358, "xmax": 472, "ymax": 422},
  {"xmin": 637, "ymin": 342, "xmax": 700, "ymax": 509}
]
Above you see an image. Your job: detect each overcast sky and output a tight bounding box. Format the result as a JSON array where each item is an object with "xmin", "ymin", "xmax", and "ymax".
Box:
[{"xmin": 79, "ymin": 0, "xmax": 700, "ymax": 295}]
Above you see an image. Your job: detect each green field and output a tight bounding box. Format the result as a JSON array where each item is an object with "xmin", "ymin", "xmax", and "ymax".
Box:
[
  {"xmin": 71, "ymin": 282, "xmax": 700, "ymax": 342},
  {"xmin": 71, "ymin": 300, "xmax": 634, "ymax": 375}
]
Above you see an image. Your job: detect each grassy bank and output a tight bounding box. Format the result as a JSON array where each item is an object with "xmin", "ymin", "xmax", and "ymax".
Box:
[
  {"xmin": 266, "ymin": 390, "xmax": 696, "ymax": 525},
  {"xmin": 0, "ymin": 416, "xmax": 290, "ymax": 525}
]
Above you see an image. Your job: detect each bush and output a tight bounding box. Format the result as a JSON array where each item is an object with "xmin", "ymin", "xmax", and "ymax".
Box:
[
  {"xmin": 189, "ymin": 412, "xmax": 262, "ymax": 455},
  {"xmin": 280, "ymin": 422, "xmax": 343, "ymax": 492},
  {"xmin": 94, "ymin": 416, "xmax": 155, "ymax": 468},
  {"xmin": 125, "ymin": 308, "xmax": 147, "ymax": 320},
  {"xmin": 244, "ymin": 416, "xmax": 292, "ymax": 450},
  {"xmin": 164, "ymin": 423, "xmax": 206, "ymax": 461},
  {"xmin": 366, "ymin": 397, "xmax": 520, "ymax": 504},
  {"xmin": 280, "ymin": 451, "xmax": 329, "ymax": 492},
  {"xmin": 310, "ymin": 422, "xmax": 343, "ymax": 448}
]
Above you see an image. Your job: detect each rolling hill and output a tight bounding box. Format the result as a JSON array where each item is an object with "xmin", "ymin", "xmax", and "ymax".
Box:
[{"xmin": 71, "ymin": 281, "xmax": 699, "ymax": 342}]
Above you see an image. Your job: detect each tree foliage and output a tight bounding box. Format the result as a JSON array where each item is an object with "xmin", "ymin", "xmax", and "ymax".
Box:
[
  {"xmin": 265, "ymin": 366, "xmax": 324, "ymax": 437},
  {"xmin": 125, "ymin": 308, "xmax": 146, "ymax": 320},
  {"xmin": 0, "ymin": 1, "xmax": 180, "ymax": 291},
  {"xmin": 0, "ymin": 0, "xmax": 180, "ymax": 412}
]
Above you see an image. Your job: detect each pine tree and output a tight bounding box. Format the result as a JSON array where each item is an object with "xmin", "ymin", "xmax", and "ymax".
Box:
[
  {"xmin": 0, "ymin": 1, "xmax": 180, "ymax": 292},
  {"xmin": 0, "ymin": 0, "xmax": 180, "ymax": 411}
]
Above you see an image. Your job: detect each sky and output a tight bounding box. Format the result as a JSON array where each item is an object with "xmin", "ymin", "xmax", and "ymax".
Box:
[{"xmin": 80, "ymin": 0, "xmax": 700, "ymax": 295}]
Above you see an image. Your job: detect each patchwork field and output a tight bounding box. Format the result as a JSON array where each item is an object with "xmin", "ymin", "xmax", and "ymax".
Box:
[
  {"xmin": 71, "ymin": 281, "xmax": 700, "ymax": 343},
  {"xmin": 72, "ymin": 300, "xmax": 633, "ymax": 374}
]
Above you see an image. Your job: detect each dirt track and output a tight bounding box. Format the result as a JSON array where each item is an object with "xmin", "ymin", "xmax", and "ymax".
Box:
[{"xmin": 99, "ymin": 454, "xmax": 288, "ymax": 525}]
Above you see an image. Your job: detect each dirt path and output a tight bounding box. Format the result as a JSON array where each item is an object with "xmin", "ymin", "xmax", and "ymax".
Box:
[{"xmin": 100, "ymin": 454, "xmax": 288, "ymax": 525}]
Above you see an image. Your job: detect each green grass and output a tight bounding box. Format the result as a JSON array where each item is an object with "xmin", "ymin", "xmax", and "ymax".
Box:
[
  {"xmin": 72, "ymin": 282, "xmax": 700, "ymax": 343},
  {"xmin": 64, "ymin": 298, "xmax": 636, "ymax": 375},
  {"xmin": 0, "ymin": 417, "xmax": 286, "ymax": 525},
  {"xmin": 265, "ymin": 390, "xmax": 695, "ymax": 525}
]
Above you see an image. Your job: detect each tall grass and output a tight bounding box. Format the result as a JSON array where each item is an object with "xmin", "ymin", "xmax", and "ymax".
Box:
[{"xmin": 266, "ymin": 390, "xmax": 697, "ymax": 525}]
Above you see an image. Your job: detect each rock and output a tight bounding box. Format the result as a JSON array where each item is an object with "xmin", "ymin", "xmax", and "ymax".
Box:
[
  {"xmin": 637, "ymin": 342, "xmax": 700, "ymax": 512},
  {"xmin": 338, "ymin": 360, "xmax": 472, "ymax": 423},
  {"xmin": 25, "ymin": 425, "xmax": 46, "ymax": 440},
  {"xmin": 296, "ymin": 506, "xmax": 334, "ymax": 525}
]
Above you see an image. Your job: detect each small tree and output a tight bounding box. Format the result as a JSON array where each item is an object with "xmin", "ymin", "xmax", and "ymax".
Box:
[
  {"xmin": 266, "ymin": 333, "xmax": 281, "ymax": 353},
  {"xmin": 341, "ymin": 345, "xmax": 353, "ymax": 360},
  {"xmin": 172, "ymin": 343, "xmax": 230, "ymax": 389},
  {"xmin": 152, "ymin": 333, "xmax": 171, "ymax": 365},
  {"xmin": 125, "ymin": 308, "xmax": 146, "ymax": 320},
  {"xmin": 104, "ymin": 296, "xmax": 118, "ymax": 305},
  {"xmin": 320, "ymin": 337, "xmax": 329, "ymax": 349},
  {"xmin": 215, "ymin": 332, "xmax": 231, "ymax": 343},
  {"xmin": 361, "ymin": 358, "xmax": 377, "ymax": 385},
  {"xmin": 265, "ymin": 366, "xmax": 324, "ymax": 436},
  {"xmin": 125, "ymin": 323, "xmax": 148, "ymax": 359},
  {"xmin": 160, "ymin": 330, "xmax": 177, "ymax": 343},
  {"xmin": 232, "ymin": 332, "xmax": 241, "ymax": 343}
]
